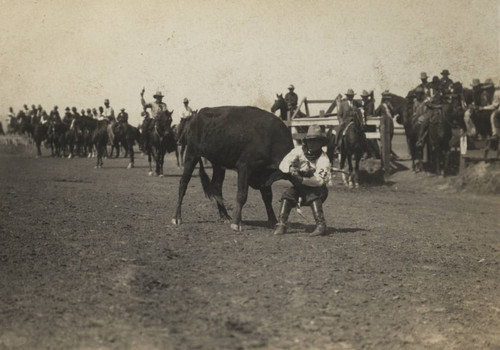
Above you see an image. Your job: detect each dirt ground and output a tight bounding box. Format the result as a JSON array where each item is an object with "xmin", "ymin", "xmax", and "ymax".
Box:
[{"xmin": 0, "ymin": 145, "xmax": 499, "ymax": 349}]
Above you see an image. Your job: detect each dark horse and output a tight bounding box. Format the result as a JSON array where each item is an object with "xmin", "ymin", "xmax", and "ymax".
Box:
[
  {"xmin": 427, "ymin": 94, "xmax": 466, "ymax": 176},
  {"xmin": 142, "ymin": 110, "xmax": 176, "ymax": 176},
  {"xmin": 92, "ymin": 120, "xmax": 109, "ymax": 168},
  {"xmin": 113, "ymin": 122, "xmax": 142, "ymax": 168},
  {"xmin": 337, "ymin": 109, "xmax": 366, "ymax": 188}
]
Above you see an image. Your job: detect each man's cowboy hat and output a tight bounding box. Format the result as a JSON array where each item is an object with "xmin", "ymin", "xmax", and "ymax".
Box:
[
  {"xmin": 304, "ymin": 124, "xmax": 326, "ymax": 140},
  {"xmin": 431, "ymin": 76, "xmax": 440, "ymax": 83},
  {"xmin": 420, "ymin": 72, "xmax": 428, "ymax": 79},
  {"xmin": 471, "ymin": 78, "xmax": 481, "ymax": 87},
  {"xmin": 153, "ymin": 91, "xmax": 164, "ymax": 98},
  {"xmin": 482, "ymin": 78, "xmax": 494, "ymax": 89},
  {"xmin": 288, "ymin": 84, "xmax": 295, "ymax": 90},
  {"xmin": 104, "ymin": 99, "xmax": 110, "ymax": 103},
  {"xmin": 183, "ymin": 98, "xmax": 189, "ymax": 103},
  {"xmin": 415, "ymin": 86, "xmax": 425, "ymax": 94},
  {"xmin": 360, "ymin": 90, "xmax": 370, "ymax": 97},
  {"xmin": 381, "ymin": 90, "xmax": 392, "ymax": 99},
  {"xmin": 345, "ymin": 89, "xmax": 355, "ymax": 96},
  {"xmin": 441, "ymin": 69, "xmax": 450, "ymax": 76},
  {"xmin": 120, "ymin": 108, "xmax": 126, "ymax": 111}
]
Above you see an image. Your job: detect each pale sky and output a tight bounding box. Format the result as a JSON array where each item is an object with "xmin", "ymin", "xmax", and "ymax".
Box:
[{"xmin": 0, "ymin": 0, "xmax": 499, "ymax": 126}]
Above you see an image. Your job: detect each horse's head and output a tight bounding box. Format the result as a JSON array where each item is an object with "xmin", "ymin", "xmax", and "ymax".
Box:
[
  {"xmin": 156, "ymin": 109, "xmax": 174, "ymax": 133},
  {"xmin": 271, "ymin": 94, "xmax": 286, "ymax": 114}
]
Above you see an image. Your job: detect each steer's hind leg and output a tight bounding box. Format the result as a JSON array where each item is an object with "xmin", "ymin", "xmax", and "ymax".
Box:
[
  {"xmin": 260, "ymin": 186, "xmax": 277, "ymax": 226},
  {"xmin": 212, "ymin": 165, "xmax": 231, "ymax": 222},
  {"xmin": 172, "ymin": 152, "xmax": 198, "ymax": 225},
  {"xmin": 231, "ymin": 165, "xmax": 249, "ymax": 232}
]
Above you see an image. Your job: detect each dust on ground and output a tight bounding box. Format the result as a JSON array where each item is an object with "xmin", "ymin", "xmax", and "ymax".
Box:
[{"xmin": 0, "ymin": 146, "xmax": 499, "ymax": 350}]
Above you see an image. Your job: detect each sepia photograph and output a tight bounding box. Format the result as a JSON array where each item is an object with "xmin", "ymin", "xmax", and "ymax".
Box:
[{"xmin": 0, "ymin": 0, "xmax": 499, "ymax": 349}]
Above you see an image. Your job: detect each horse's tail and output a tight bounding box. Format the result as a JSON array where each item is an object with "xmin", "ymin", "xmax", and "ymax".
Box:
[{"xmin": 198, "ymin": 160, "xmax": 224, "ymax": 206}]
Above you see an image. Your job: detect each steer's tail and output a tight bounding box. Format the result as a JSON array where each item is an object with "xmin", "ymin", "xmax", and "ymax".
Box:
[{"xmin": 198, "ymin": 159, "xmax": 224, "ymax": 206}]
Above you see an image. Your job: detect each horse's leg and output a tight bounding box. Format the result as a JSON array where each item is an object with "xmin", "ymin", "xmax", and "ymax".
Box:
[
  {"xmin": 127, "ymin": 143, "xmax": 134, "ymax": 169},
  {"xmin": 260, "ymin": 186, "xmax": 277, "ymax": 226},
  {"xmin": 231, "ymin": 165, "xmax": 249, "ymax": 232},
  {"xmin": 340, "ymin": 151, "xmax": 348, "ymax": 186},
  {"xmin": 147, "ymin": 149, "xmax": 153, "ymax": 176},
  {"xmin": 347, "ymin": 152, "xmax": 354, "ymax": 188},
  {"xmin": 175, "ymin": 147, "xmax": 180, "ymax": 168},
  {"xmin": 354, "ymin": 153, "xmax": 361, "ymax": 188},
  {"xmin": 172, "ymin": 152, "xmax": 199, "ymax": 225},
  {"xmin": 181, "ymin": 144, "xmax": 186, "ymax": 166},
  {"xmin": 159, "ymin": 148, "xmax": 165, "ymax": 177},
  {"xmin": 211, "ymin": 165, "xmax": 231, "ymax": 222}
]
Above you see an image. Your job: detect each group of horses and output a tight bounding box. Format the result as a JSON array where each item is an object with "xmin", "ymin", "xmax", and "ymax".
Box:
[
  {"xmin": 7, "ymin": 109, "xmax": 185, "ymax": 173},
  {"xmin": 271, "ymin": 85, "xmax": 470, "ymax": 182}
]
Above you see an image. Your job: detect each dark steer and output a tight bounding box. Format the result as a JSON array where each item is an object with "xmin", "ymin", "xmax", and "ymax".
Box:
[{"xmin": 172, "ymin": 106, "xmax": 294, "ymax": 231}]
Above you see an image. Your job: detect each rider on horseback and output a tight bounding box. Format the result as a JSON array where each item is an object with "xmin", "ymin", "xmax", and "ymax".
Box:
[
  {"xmin": 336, "ymin": 89, "xmax": 364, "ymax": 153},
  {"xmin": 140, "ymin": 89, "xmax": 170, "ymax": 131},
  {"xmin": 285, "ymin": 84, "xmax": 298, "ymax": 119},
  {"xmin": 274, "ymin": 125, "xmax": 331, "ymax": 237}
]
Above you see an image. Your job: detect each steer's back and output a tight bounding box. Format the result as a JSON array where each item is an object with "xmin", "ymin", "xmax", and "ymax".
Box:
[{"xmin": 186, "ymin": 106, "xmax": 293, "ymax": 170}]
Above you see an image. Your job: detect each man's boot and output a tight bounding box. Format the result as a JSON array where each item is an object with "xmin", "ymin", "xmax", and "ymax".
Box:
[
  {"xmin": 273, "ymin": 199, "xmax": 293, "ymax": 235},
  {"xmin": 310, "ymin": 199, "xmax": 327, "ymax": 236}
]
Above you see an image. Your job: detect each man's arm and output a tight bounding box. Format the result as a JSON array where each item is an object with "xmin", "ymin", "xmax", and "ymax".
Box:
[{"xmin": 302, "ymin": 155, "xmax": 330, "ymax": 187}]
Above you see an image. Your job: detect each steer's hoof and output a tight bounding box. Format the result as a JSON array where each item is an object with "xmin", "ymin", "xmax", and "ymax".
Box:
[
  {"xmin": 171, "ymin": 218, "xmax": 182, "ymax": 225},
  {"xmin": 230, "ymin": 224, "xmax": 242, "ymax": 232}
]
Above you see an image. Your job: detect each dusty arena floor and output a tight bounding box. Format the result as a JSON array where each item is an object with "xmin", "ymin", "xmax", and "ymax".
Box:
[{"xmin": 0, "ymin": 149, "xmax": 499, "ymax": 349}]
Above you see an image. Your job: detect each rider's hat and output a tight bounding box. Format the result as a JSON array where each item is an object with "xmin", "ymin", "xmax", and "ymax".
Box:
[
  {"xmin": 381, "ymin": 90, "xmax": 392, "ymax": 99},
  {"xmin": 153, "ymin": 91, "xmax": 164, "ymax": 98},
  {"xmin": 345, "ymin": 89, "xmax": 355, "ymax": 96},
  {"xmin": 471, "ymin": 78, "xmax": 481, "ymax": 87},
  {"xmin": 415, "ymin": 86, "xmax": 425, "ymax": 94},
  {"xmin": 104, "ymin": 98, "xmax": 110, "ymax": 103},
  {"xmin": 482, "ymin": 78, "xmax": 494, "ymax": 89},
  {"xmin": 288, "ymin": 84, "xmax": 295, "ymax": 90},
  {"xmin": 183, "ymin": 98, "xmax": 189, "ymax": 103},
  {"xmin": 360, "ymin": 90, "xmax": 370, "ymax": 97},
  {"xmin": 420, "ymin": 72, "xmax": 428, "ymax": 79},
  {"xmin": 304, "ymin": 125, "xmax": 326, "ymax": 140},
  {"xmin": 440, "ymin": 69, "xmax": 450, "ymax": 76}
]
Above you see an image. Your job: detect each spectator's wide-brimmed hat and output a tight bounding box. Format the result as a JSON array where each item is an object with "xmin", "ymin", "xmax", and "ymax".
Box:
[
  {"xmin": 471, "ymin": 78, "xmax": 481, "ymax": 87},
  {"xmin": 183, "ymin": 98, "xmax": 189, "ymax": 103},
  {"xmin": 382, "ymin": 90, "xmax": 392, "ymax": 99},
  {"xmin": 153, "ymin": 91, "xmax": 164, "ymax": 98},
  {"xmin": 482, "ymin": 78, "xmax": 494, "ymax": 89},
  {"xmin": 104, "ymin": 99, "xmax": 110, "ymax": 103},
  {"xmin": 360, "ymin": 90, "xmax": 370, "ymax": 97},
  {"xmin": 441, "ymin": 69, "xmax": 450, "ymax": 76},
  {"xmin": 345, "ymin": 89, "xmax": 355, "ymax": 96},
  {"xmin": 304, "ymin": 124, "xmax": 326, "ymax": 140},
  {"xmin": 420, "ymin": 72, "xmax": 428, "ymax": 79},
  {"xmin": 288, "ymin": 84, "xmax": 295, "ymax": 90}
]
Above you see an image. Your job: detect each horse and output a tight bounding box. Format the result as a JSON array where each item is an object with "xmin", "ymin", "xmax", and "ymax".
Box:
[
  {"xmin": 31, "ymin": 117, "xmax": 48, "ymax": 158},
  {"xmin": 92, "ymin": 120, "xmax": 109, "ymax": 168},
  {"xmin": 337, "ymin": 109, "xmax": 366, "ymax": 188},
  {"xmin": 46, "ymin": 121, "xmax": 68, "ymax": 157},
  {"xmin": 173, "ymin": 120, "xmax": 188, "ymax": 168},
  {"xmin": 66, "ymin": 117, "xmax": 84, "ymax": 158},
  {"xmin": 113, "ymin": 122, "xmax": 142, "ymax": 168},
  {"xmin": 427, "ymin": 94, "xmax": 466, "ymax": 176},
  {"xmin": 142, "ymin": 110, "xmax": 176, "ymax": 176}
]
